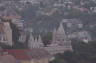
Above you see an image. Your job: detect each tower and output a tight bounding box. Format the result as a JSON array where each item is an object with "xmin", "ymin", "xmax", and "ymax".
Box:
[
  {"xmin": 52, "ymin": 23, "xmax": 72, "ymax": 49},
  {"xmin": 18, "ymin": 32, "xmax": 26, "ymax": 43},
  {"xmin": 34, "ymin": 37, "xmax": 40, "ymax": 48},
  {"xmin": 3, "ymin": 22, "xmax": 13, "ymax": 46},
  {"xmin": 28, "ymin": 33, "xmax": 35, "ymax": 49},
  {"xmin": 28, "ymin": 34, "xmax": 43, "ymax": 49},
  {"xmin": 38, "ymin": 35, "xmax": 44, "ymax": 47}
]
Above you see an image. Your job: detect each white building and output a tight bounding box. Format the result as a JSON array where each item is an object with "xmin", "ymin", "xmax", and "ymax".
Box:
[
  {"xmin": 45, "ymin": 23, "xmax": 73, "ymax": 54},
  {"xmin": 68, "ymin": 31, "xmax": 92, "ymax": 43},
  {"xmin": 28, "ymin": 33, "xmax": 44, "ymax": 49},
  {"xmin": 28, "ymin": 23, "xmax": 73, "ymax": 55},
  {"xmin": 18, "ymin": 31, "xmax": 27, "ymax": 43},
  {"xmin": 0, "ymin": 22, "xmax": 13, "ymax": 46}
]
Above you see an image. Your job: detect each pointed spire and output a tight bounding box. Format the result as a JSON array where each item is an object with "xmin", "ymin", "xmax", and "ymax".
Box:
[
  {"xmin": 28, "ymin": 33, "xmax": 34, "ymax": 43},
  {"xmin": 34, "ymin": 37, "xmax": 38, "ymax": 43},
  {"xmin": 38, "ymin": 35, "xmax": 43, "ymax": 47},
  {"xmin": 3, "ymin": 22, "xmax": 13, "ymax": 46},
  {"xmin": 57, "ymin": 23, "xmax": 65, "ymax": 33},
  {"xmin": 28, "ymin": 33, "xmax": 35, "ymax": 49},
  {"xmin": 34, "ymin": 37, "xmax": 39, "ymax": 48}
]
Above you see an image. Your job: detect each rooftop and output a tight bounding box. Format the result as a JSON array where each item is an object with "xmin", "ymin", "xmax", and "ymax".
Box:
[
  {"xmin": 0, "ymin": 55, "xmax": 17, "ymax": 63},
  {"xmin": 4, "ymin": 48, "xmax": 51, "ymax": 60}
]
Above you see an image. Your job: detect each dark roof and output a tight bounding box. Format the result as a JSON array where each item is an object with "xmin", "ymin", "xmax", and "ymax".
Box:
[
  {"xmin": 0, "ymin": 55, "xmax": 17, "ymax": 63},
  {"xmin": 5, "ymin": 48, "xmax": 51, "ymax": 60}
]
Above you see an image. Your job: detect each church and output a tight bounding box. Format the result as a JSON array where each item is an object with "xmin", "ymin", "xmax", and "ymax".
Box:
[{"xmin": 28, "ymin": 23, "xmax": 73, "ymax": 55}]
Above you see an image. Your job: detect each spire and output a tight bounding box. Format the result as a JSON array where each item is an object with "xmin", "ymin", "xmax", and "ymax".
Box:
[
  {"xmin": 34, "ymin": 37, "xmax": 40, "ymax": 48},
  {"xmin": 3, "ymin": 22, "xmax": 13, "ymax": 46},
  {"xmin": 34, "ymin": 37, "xmax": 38, "ymax": 43},
  {"xmin": 57, "ymin": 23, "xmax": 65, "ymax": 34},
  {"xmin": 38, "ymin": 35, "xmax": 43, "ymax": 47},
  {"xmin": 28, "ymin": 34, "xmax": 34, "ymax": 43},
  {"xmin": 28, "ymin": 33, "xmax": 35, "ymax": 49}
]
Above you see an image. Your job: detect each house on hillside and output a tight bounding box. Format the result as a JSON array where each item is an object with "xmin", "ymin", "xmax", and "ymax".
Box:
[{"xmin": 68, "ymin": 31, "xmax": 92, "ymax": 43}]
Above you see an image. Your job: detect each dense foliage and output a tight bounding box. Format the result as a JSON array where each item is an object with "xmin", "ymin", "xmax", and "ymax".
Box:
[{"xmin": 50, "ymin": 40, "xmax": 96, "ymax": 63}]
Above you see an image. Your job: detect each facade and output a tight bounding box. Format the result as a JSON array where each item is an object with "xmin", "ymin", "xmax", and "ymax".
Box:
[
  {"xmin": 0, "ymin": 22, "xmax": 13, "ymax": 46},
  {"xmin": 28, "ymin": 23, "xmax": 73, "ymax": 55},
  {"xmin": 45, "ymin": 23, "xmax": 73, "ymax": 54},
  {"xmin": 28, "ymin": 34, "xmax": 44, "ymax": 49},
  {"xmin": 19, "ymin": 31, "xmax": 27, "ymax": 43},
  {"xmin": 12, "ymin": 19, "xmax": 24, "ymax": 29},
  {"xmin": 68, "ymin": 31, "xmax": 92, "ymax": 43},
  {"xmin": 62, "ymin": 19, "xmax": 83, "ymax": 33}
]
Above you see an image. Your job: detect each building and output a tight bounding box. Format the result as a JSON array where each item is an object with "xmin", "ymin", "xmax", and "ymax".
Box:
[
  {"xmin": 19, "ymin": 31, "xmax": 27, "ymax": 43},
  {"xmin": 12, "ymin": 19, "xmax": 24, "ymax": 29},
  {"xmin": 68, "ymin": 31, "xmax": 92, "ymax": 43},
  {"xmin": 45, "ymin": 23, "xmax": 73, "ymax": 54},
  {"xmin": 6, "ymin": 49, "xmax": 52, "ymax": 63},
  {"xmin": 28, "ymin": 33, "xmax": 44, "ymax": 49},
  {"xmin": 2, "ymin": 8, "xmax": 21, "ymax": 20},
  {"xmin": 62, "ymin": 19, "xmax": 83, "ymax": 33},
  {"xmin": 28, "ymin": 23, "xmax": 73, "ymax": 55},
  {"xmin": 52, "ymin": 23, "xmax": 70, "ymax": 46},
  {"xmin": 0, "ymin": 22, "xmax": 13, "ymax": 46}
]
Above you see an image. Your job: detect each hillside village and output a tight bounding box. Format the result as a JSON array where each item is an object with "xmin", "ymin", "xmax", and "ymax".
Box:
[{"xmin": 0, "ymin": 0, "xmax": 96, "ymax": 63}]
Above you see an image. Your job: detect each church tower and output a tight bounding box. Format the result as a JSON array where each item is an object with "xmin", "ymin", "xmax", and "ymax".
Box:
[
  {"xmin": 34, "ymin": 37, "xmax": 40, "ymax": 48},
  {"xmin": 28, "ymin": 33, "xmax": 35, "ymax": 49},
  {"xmin": 52, "ymin": 23, "xmax": 72, "ymax": 49},
  {"xmin": 3, "ymin": 22, "xmax": 13, "ymax": 46},
  {"xmin": 28, "ymin": 33, "xmax": 43, "ymax": 49},
  {"xmin": 38, "ymin": 35, "xmax": 44, "ymax": 47}
]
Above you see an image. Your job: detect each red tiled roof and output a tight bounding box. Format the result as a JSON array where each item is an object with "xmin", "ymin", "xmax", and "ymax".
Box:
[
  {"xmin": 1, "ymin": 9, "xmax": 21, "ymax": 19},
  {"xmin": 0, "ymin": 55, "xmax": 17, "ymax": 63},
  {"xmin": 4, "ymin": 49, "xmax": 51, "ymax": 60},
  {"xmin": 4, "ymin": 49, "xmax": 31, "ymax": 60}
]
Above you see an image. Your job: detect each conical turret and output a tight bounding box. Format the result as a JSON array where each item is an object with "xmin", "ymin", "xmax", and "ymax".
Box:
[
  {"xmin": 3, "ymin": 22, "xmax": 13, "ymax": 46},
  {"xmin": 38, "ymin": 35, "xmax": 44, "ymax": 47},
  {"xmin": 28, "ymin": 33, "xmax": 35, "ymax": 49},
  {"xmin": 34, "ymin": 37, "xmax": 40, "ymax": 48},
  {"xmin": 52, "ymin": 23, "xmax": 69, "ymax": 46},
  {"xmin": 57, "ymin": 23, "xmax": 66, "ymax": 34}
]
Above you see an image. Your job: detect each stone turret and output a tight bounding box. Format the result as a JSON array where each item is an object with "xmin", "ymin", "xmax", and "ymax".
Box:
[
  {"xmin": 45, "ymin": 23, "xmax": 73, "ymax": 55},
  {"xmin": 3, "ymin": 22, "xmax": 13, "ymax": 46},
  {"xmin": 52, "ymin": 23, "xmax": 67, "ymax": 46},
  {"xmin": 52, "ymin": 23, "xmax": 72, "ymax": 49},
  {"xmin": 38, "ymin": 35, "xmax": 44, "ymax": 47},
  {"xmin": 28, "ymin": 33, "xmax": 35, "ymax": 49},
  {"xmin": 34, "ymin": 37, "xmax": 40, "ymax": 48},
  {"xmin": 28, "ymin": 34, "xmax": 44, "ymax": 49}
]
